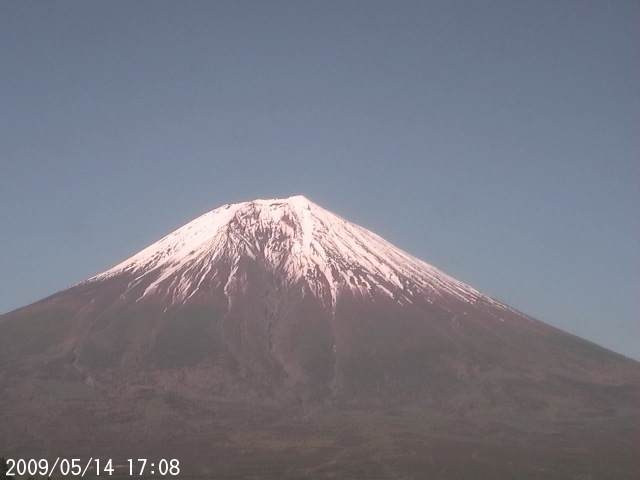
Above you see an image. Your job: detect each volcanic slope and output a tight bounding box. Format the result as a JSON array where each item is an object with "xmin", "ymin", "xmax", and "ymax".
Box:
[
  {"xmin": 1, "ymin": 195, "xmax": 637, "ymax": 479},
  {"xmin": 89, "ymin": 195, "xmax": 492, "ymax": 308}
]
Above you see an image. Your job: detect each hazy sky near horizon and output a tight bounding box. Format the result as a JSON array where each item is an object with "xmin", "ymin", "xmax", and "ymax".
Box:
[{"xmin": 1, "ymin": 1, "xmax": 638, "ymax": 359}]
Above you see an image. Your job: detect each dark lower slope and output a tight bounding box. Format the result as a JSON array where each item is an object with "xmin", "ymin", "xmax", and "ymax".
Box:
[
  {"xmin": 0, "ymin": 383, "xmax": 637, "ymax": 480},
  {"xmin": 0, "ymin": 267, "xmax": 638, "ymax": 479}
]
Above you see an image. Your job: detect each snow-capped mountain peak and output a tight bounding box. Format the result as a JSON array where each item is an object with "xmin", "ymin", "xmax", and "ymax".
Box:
[{"xmin": 89, "ymin": 196, "xmax": 497, "ymax": 309}]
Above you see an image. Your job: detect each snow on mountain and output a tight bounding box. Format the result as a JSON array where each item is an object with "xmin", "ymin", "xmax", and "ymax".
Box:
[
  {"xmin": 4, "ymin": 203, "xmax": 638, "ymax": 480},
  {"xmin": 87, "ymin": 195, "xmax": 505, "ymax": 310}
]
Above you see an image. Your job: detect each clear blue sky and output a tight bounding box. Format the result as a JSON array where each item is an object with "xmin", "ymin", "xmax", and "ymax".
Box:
[{"xmin": 1, "ymin": 1, "xmax": 638, "ymax": 359}]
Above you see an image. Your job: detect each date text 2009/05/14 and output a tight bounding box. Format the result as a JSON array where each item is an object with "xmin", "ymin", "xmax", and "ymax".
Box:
[{"xmin": 5, "ymin": 458, "xmax": 180, "ymax": 477}]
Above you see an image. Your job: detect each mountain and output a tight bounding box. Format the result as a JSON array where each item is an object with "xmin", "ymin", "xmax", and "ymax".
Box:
[{"xmin": 1, "ymin": 195, "xmax": 637, "ymax": 479}]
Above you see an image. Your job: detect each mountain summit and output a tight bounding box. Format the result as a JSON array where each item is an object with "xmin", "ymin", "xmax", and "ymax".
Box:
[
  {"xmin": 1, "ymin": 196, "xmax": 637, "ymax": 479},
  {"xmin": 89, "ymin": 195, "xmax": 495, "ymax": 310}
]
